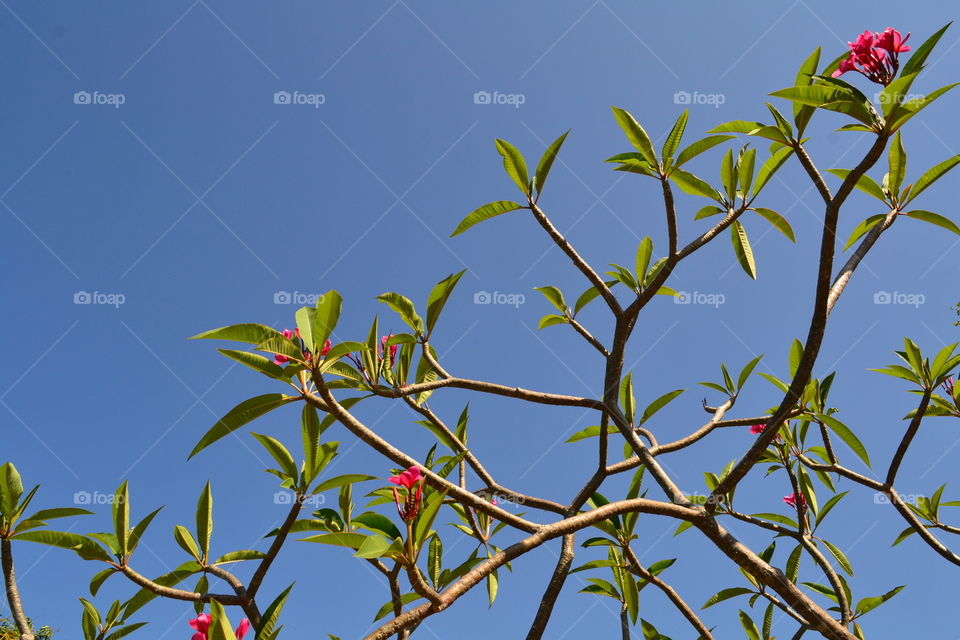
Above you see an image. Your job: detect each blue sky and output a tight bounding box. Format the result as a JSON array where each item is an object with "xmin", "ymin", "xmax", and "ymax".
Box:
[{"xmin": 2, "ymin": 1, "xmax": 960, "ymax": 638}]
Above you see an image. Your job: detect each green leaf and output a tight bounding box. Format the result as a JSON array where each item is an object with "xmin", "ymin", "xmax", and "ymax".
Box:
[
  {"xmin": 495, "ymin": 138, "xmax": 531, "ymax": 196},
  {"xmin": 818, "ymin": 414, "xmax": 871, "ymax": 467},
  {"xmin": 670, "ymin": 168, "xmax": 720, "ymax": 200},
  {"xmin": 638, "ymin": 389, "xmax": 685, "ymax": 426},
  {"xmin": 0, "ymin": 462, "xmax": 24, "ymax": 520},
  {"xmin": 566, "ymin": 424, "xmax": 617, "ymax": 443},
  {"xmin": 739, "ymin": 148, "xmax": 757, "ymax": 197},
  {"xmin": 312, "ymin": 290, "xmax": 343, "ymax": 351},
  {"xmin": 903, "ymin": 210, "xmax": 960, "ymax": 235},
  {"xmin": 753, "ymin": 146, "xmax": 794, "ymax": 197},
  {"xmin": 113, "ymin": 481, "xmax": 130, "ymax": 558},
  {"xmin": 694, "ymin": 205, "xmax": 725, "ymax": 220},
  {"xmin": 252, "ymin": 434, "xmax": 299, "ymax": 481},
  {"xmin": 376, "ymin": 292, "xmax": 424, "ymax": 335},
  {"xmin": 702, "ymin": 587, "xmax": 753, "ymax": 608},
  {"xmin": 189, "ymin": 324, "xmax": 284, "ymax": 345},
  {"xmin": 15, "ymin": 530, "xmax": 113, "ymax": 562},
  {"xmin": 794, "ymin": 47, "xmax": 821, "ymax": 133},
  {"xmin": 675, "ymin": 135, "xmax": 734, "ymax": 168},
  {"xmin": 353, "ymin": 512, "xmax": 403, "ymax": 541},
  {"xmin": 537, "ymin": 314, "xmax": 568, "ymax": 330},
  {"xmin": 888, "ymin": 132, "xmax": 907, "ymax": 197},
  {"xmin": 300, "ymin": 532, "xmax": 367, "ymax": 549},
  {"xmin": 426, "ymin": 270, "xmax": 466, "ymax": 335},
  {"xmin": 534, "ymin": 131, "xmax": 570, "ymax": 196},
  {"xmin": 451, "ymin": 201, "xmax": 524, "ymax": 237},
  {"xmin": 770, "ymin": 85, "xmax": 876, "ymax": 127},
  {"xmin": 174, "ymin": 525, "xmax": 202, "ymax": 561},
  {"xmin": 887, "ymin": 83, "xmax": 960, "ymax": 131},
  {"xmin": 257, "ymin": 583, "xmax": 294, "ymax": 640},
  {"xmin": 752, "ymin": 208, "xmax": 795, "ymax": 242},
  {"xmin": 217, "ymin": 349, "xmax": 286, "ymax": 380},
  {"xmin": 731, "ymin": 220, "xmax": 757, "ymax": 279},
  {"xmin": 901, "ymin": 23, "xmax": 951, "ymax": 76},
  {"xmin": 856, "ymin": 585, "xmax": 906, "ymax": 615},
  {"xmin": 208, "ymin": 600, "xmax": 238, "ymax": 640},
  {"xmin": 635, "ymin": 237, "xmax": 653, "ymax": 283},
  {"xmin": 534, "ymin": 286, "xmax": 567, "ymax": 313},
  {"xmin": 708, "ymin": 120, "xmax": 767, "ymax": 135},
  {"xmin": 610, "ymin": 107, "xmax": 657, "ymax": 166},
  {"xmin": 662, "ymin": 109, "xmax": 689, "ymax": 160},
  {"xmin": 739, "ymin": 610, "xmax": 761, "ymax": 640},
  {"xmin": 821, "ymin": 538, "xmax": 854, "ymax": 575},
  {"xmin": 189, "ymin": 394, "xmax": 299, "ymax": 459},
  {"xmin": 844, "ymin": 214, "xmax": 887, "ymax": 250},
  {"xmin": 620, "ymin": 372, "xmax": 636, "ymax": 425},
  {"xmin": 907, "ymin": 155, "xmax": 960, "ymax": 203},
  {"xmin": 826, "ymin": 169, "xmax": 888, "ymax": 202}
]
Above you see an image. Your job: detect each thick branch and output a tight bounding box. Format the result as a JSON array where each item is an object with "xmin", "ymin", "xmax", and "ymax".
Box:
[{"xmin": 1, "ymin": 539, "xmax": 34, "ymax": 640}]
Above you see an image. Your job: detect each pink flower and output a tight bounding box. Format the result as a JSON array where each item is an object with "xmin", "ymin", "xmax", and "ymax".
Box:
[
  {"xmin": 832, "ymin": 27, "xmax": 910, "ymax": 85},
  {"xmin": 784, "ymin": 492, "xmax": 806, "ymax": 508},
  {"xmin": 875, "ymin": 27, "xmax": 911, "ymax": 54},
  {"xmin": 749, "ymin": 424, "xmax": 765, "ymax": 435},
  {"xmin": 282, "ymin": 329, "xmax": 294, "ymax": 339},
  {"xmin": 389, "ymin": 465, "xmax": 424, "ymax": 522},
  {"xmin": 320, "ymin": 339, "xmax": 332, "ymax": 357},
  {"xmin": 389, "ymin": 465, "xmax": 422, "ymax": 489},
  {"xmin": 273, "ymin": 354, "xmax": 290, "ymax": 365},
  {"xmin": 379, "ymin": 334, "xmax": 399, "ymax": 364},
  {"xmin": 188, "ymin": 614, "xmax": 250, "ymax": 640}
]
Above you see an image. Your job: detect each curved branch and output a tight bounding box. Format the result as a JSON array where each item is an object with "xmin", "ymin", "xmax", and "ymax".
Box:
[
  {"xmin": 2, "ymin": 539, "xmax": 34, "ymax": 640},
  {"xmin": 827, "ymin": 209, "xmax": 898, "ymax": 314},
  {"xmin": 623, "ymin": 546, "xmax": 714, "ymax": 639}
]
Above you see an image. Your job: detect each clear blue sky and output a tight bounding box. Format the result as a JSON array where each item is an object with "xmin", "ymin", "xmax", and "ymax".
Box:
[{"xmin": 2, "ymin": 2, "xmax": 960, "ymax": 638}]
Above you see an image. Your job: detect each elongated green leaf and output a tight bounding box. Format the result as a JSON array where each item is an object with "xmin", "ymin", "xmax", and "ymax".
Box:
[
  {"xmin": 535, "ymin": 131, "xmax": 570, "ymax": 196},
  {"xmin": 844, "ymin": 214, "xmax": 887, "ymax": 250},
  {"xmin": 611, "ymin": 107, "xmax": 657, "ymax": 166},
  {"xmin": 312, "ymin": 474, "xmax": 376, "ymax": 494},
  {"xmin": 888, "ymin": 132, "xmax": 907, "ymax": 197},
  {"xmin": 257, "ymin": 583, "xmax": 294, "ymax": 639},
  {"xmin": 670, "ymin": 168, "xmax": 720, "ymax": 200},
  {"xmin": 566, "ymin": 424, "xmax": 617, "ymax": 443},
  {"xmin": 662, "ymin": 109, "xmax": 689, "ymax": 159},
  {"xmin": 534, "ymin": 286, "xmax": 567, "ymax": 313},
  {"xmin": 753, "ymin": 207, "xmax": 795, "ymax": 242},
  {"xmin": 217, "ymin": 349, "xmax": 286, "ymax": 380},
  {"xmin": 189, "ymin": 324, "xmax": 284, "ymax": 345},
  {"xmin": 639, "ymin": 389, "xmax": 685, "ymax": 426},
  {"xmin": 376, "ymin": 292, "xmax": 424, "ymax": 335},
  {"xmin": 903, "ymin": 210, "xmax": 960, "ymax": 235},
  {"xmin": 907, "ymin": 155, "xmax": 960, "ymax": 203},
  {"xmin": 537, "ymin": 314, "xmax": 568, "ymax": 330},
  {"xmin": 426, "ymin": 270, "xmax": 466, "ymax": 334},
  {"xmin": 14, "ymin": 530, "xmax": 113, "ymax": 562},
  {"xmin": 901, "ymin": 23, "xmax": 951, "ymax": 76},
  {"xmin": 819, "ymin": 414, "xmax": 871, "ymax": 467},
  {"xmin": 753, "ymin": 146, "xmax": 794, "ymax": 197},
  {"xmin": 731, "ymin": 220, "xmax": 757, "ymax": 279},
  {"xmin": 495, "ymin": 139, "xmax": 531, "ymax": 195},
  {"xmin": 114, "ymin": 481, "xmax": 129, "ymax": 558},
  {"xmin": 675, "ymin": 135, "xmax": 734, "ymax": 168},
  {"xmin": 821, "ymin": 538, "xmax": 854, "ymax": 575},
  {"xmin": 252, "ymin": 434, "xmax": 298, "ymax": 481},
  {"xmin": 826, "ymin": 169, "xmax": 888, "ymax": 202},
  {"xmin": 190, "ymin": 394, "xmax": 298, "ymax": 459},
  {"xmin": 451, "ymin": 201, "xmax": 524, "ymax": 237},
  {"xmin": 702, "ymin": 587, "xmax": 753, "ymax": 609},
  {"xmin": 312, "ymin": 290, "xmax": 342, "ymax": 349}
]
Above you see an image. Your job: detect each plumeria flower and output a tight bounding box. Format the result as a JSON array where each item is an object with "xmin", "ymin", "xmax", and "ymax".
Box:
[
  {"xmin": 320, "ymin": 339, "xmax": 332, "ymax": 357},
  {"xmin": 379, "ymin": 334, "xmax": 399, "ymax": 365},
  {"xmin": 832, "ymin": 27, "xmax": 910, "ymax": 85},
  {"xmin": 783, "ymin": 492, "xmax": 806, "ymax": 508},
  {"xmin": 188, "ymin": 614, "xmax": 251, "ymax": 640},
  {"xmin": 749, "ymin": 424, "xmax": 765, "ymax": 435},
  {"xmin": 389, "ymin": 465, "xmax": 424, "ymax": 522}
]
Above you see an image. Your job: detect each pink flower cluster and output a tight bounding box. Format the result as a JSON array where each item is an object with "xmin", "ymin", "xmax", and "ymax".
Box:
[
  {"xmin": 272, "ymin": 328, "xmax": 332, "ymax": 366},
  {"xmin": 832, "ymin": 28, "xmax": 911, "ymax": 85},
  {"xmin": 379, "ymin": 334, "xmax": 399, "ymax": 365},
  {"xmin": 389, "ymin": 465, "xmax": 424, "ymax": 522},
  {"xmin": 189, "ymin": 614, "xmax": 250, "ymax": 640}
]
